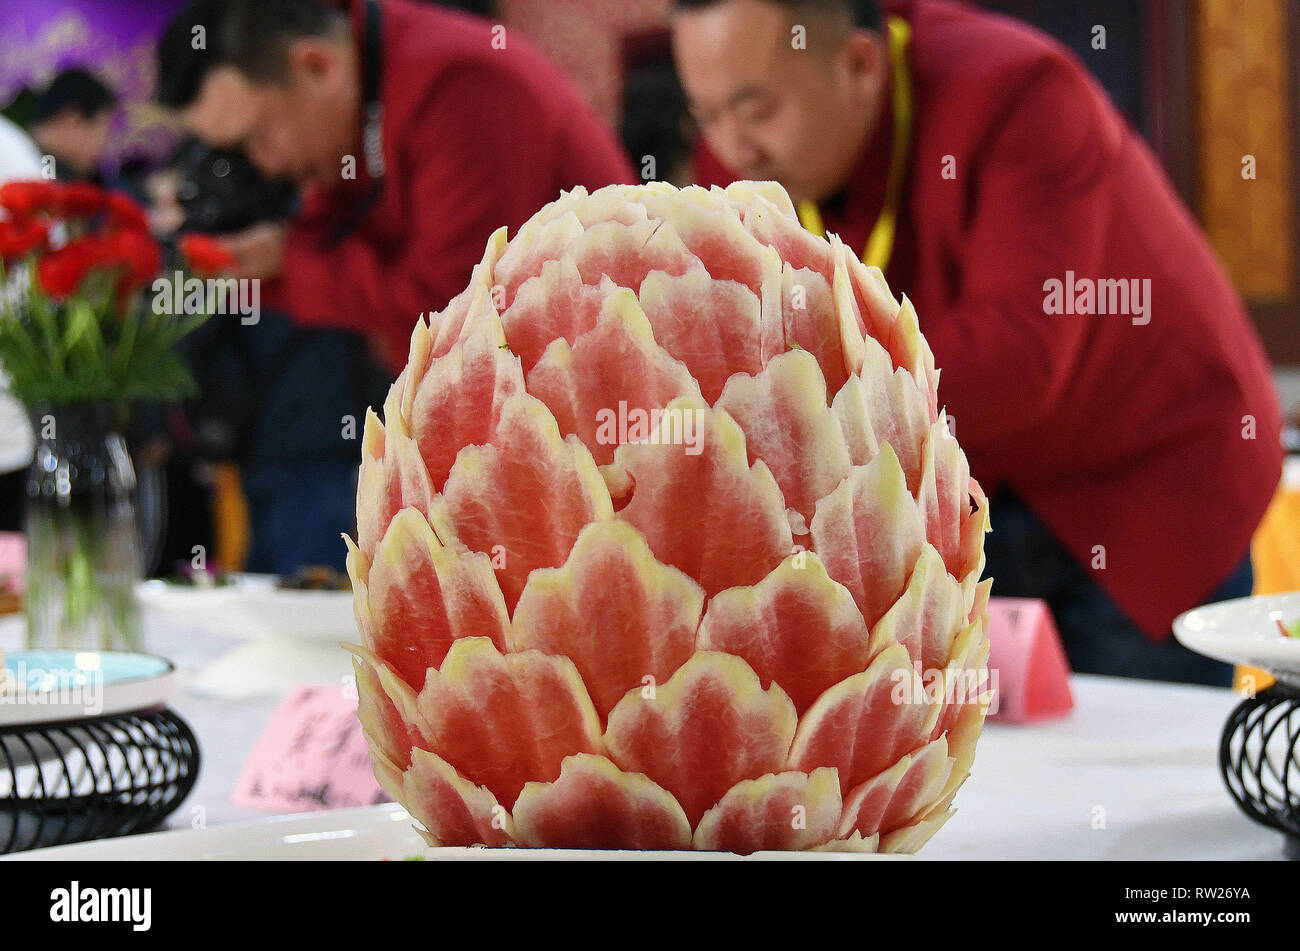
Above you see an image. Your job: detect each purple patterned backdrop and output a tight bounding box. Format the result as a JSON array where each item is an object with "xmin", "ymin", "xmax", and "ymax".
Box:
[{"xmin": 0, "ymin": 0, "xmax": 188, "ymax": 167}]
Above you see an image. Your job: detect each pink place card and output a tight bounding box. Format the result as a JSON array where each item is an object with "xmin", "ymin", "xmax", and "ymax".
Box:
[
  {"xmin": 0, "ymin": 532, "xmax": 24, "ymax": 593},
  {"xmin": 231, "ymin": 683, "xmax": 390, "ymax": 812},
  {"xmin": 984, "ymin": 596, "xmax": 1074, "ymax": 723}
]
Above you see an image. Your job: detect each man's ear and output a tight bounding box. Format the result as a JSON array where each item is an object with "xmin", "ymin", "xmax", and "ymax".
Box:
[
  {"xmin": 286, "ymin": 37, "xmax": 337, "ymax": 82},
  {"xmin": 840, "ymin": 29, "xmax": 886, "ymax": 93}
]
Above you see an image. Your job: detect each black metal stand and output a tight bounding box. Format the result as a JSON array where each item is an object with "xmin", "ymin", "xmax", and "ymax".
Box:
[
  {"xmin": 0, "ymin": 706, "xmax": 200, "ymax": 854},
  {"xmin": 1219, "ymin": 682, "xmax": 1300, "ymax": 860}
]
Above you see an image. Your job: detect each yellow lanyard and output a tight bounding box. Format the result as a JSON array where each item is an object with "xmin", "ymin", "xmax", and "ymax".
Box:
[{"xmin": 798, "ymin": 15, "xmax": 913, "ymax": 273}]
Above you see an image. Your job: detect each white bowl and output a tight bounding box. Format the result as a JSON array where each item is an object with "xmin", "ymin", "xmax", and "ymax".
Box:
[{"xmin": 1173, "ymin": 591, "xmax": 1300, "ymax": 688}]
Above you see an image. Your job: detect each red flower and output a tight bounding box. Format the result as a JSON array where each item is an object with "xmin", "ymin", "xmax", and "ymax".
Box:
[
  {"xmin": 0, "ymin": 217, "xmax": 49, "ymax": 263},
  {"xmin": 0, "ymin": 180, "xmax": 62, "ymax": 219},
  {"xmin": 60, "ymin": 182, "xmax": 106, "ymax": 218},
  {"xmin": 103, "ymin": 227, "xmax": 163, "ymax": 297},
  {"xmin": 36, "ymin": 238, "xmax": 102, "ymax": 298},
  {"xmin": 179, "ymin": 232, "xmax": 237, "ymax": 277},
  {"xmin": 105, "ymin": 192, "xmax": 150, "ymax": 233}
]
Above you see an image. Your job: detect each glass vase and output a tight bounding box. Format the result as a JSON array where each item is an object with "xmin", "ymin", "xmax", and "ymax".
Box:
[{"xmin": 23, "ymin": 403, "xmax": 143, "ymax": 652}]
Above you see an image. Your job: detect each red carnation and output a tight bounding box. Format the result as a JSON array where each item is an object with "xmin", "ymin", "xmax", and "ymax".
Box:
[
  {"xmin": 179, "ymin": 232, "xmax": 237, "ymax": 277},
  {"xmin": 36, "ymin": 238, "xmax": 101, "ymax": 299},
  {"xmin": 105, "ymin": 192, "xmax": 150, "ymax": 233},
  {"xmin": 0, "ymin": 217, "xmax": 49, "ymax": 263},
  {"xmin": 60, "ymin": 182, "xmax": 106, "ymax": 218},
  {"xmin": 0, "ymin": 180, "xmax": 61, "ymax": 219},
  {"xmin": 104, "ymin": 227, "xmax": 163, "ymax": 297}
]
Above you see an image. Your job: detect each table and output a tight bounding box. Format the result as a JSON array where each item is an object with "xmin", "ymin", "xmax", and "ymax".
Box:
[{"xmin": 1, "ymin": 615, "xmax": 1287, "ymax": 859}]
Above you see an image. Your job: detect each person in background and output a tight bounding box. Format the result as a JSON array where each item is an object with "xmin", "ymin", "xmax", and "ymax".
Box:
[
  {"xmin": 26, "ymin": 68, "xmax": 117, "ymax": 183},
  {"xmin": 156, "ymin": 0, "xmax": 636, "ymax": 375},
  {"xmin": 148, "ymin": 138, "xmax": 389, "ymax": 577},
  {"xmin": 0, "ymin": 114, "xmax": 43, "ymax": 532},
  {"xmin": 671, "ymin": 0, "xmax": 1283, "ymax": 685}
]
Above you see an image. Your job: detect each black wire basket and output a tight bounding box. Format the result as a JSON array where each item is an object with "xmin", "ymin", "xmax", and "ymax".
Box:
[
  {"xmin": 1219, "ymin": 681, "xmax": 1300, "ymax": 860},
  {"xmin": 0, "ymin": 706, "xmax": 200, "ymax": 854}
]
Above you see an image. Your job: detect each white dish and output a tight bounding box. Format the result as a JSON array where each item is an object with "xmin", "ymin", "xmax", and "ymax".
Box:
[
  {"xmin": 3, "ymin": 803, "xmax": 903, "ymax": 860},
  {"xmin": 1173, "ymin": 591, "xmax": 1300, "ymax": 688},
  {"xmin": 139, "ymin": 574, "xmax": 356, "ymax": 643},
  {"xmin": 0, "ymin": 650, "xmax": 176, "ymax": 726},
  {"xmin": 4, "ymin": 803, "xmax": 424, "ymax": 861}
]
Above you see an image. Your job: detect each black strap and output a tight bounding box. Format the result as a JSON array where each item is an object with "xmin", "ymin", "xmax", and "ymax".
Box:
[
  {"xmin": 361, "ymin": 0, "xmax": 384, "ymax": 180},
  {"xmin": 362, "ymin": 0, "xmax": 381, "ymax": 110},
  {"xmin": 327, "ymin": 0, "xmax": 384, "ymax": 246}
]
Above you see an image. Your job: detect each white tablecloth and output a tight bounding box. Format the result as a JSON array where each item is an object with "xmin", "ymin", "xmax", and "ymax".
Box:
[{"xmin": 2, "ymin": 614, "xmax": 1287, "ymax": 859}]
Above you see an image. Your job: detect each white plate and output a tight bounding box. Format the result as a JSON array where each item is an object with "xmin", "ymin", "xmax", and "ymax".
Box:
[
  {"xmin": 1173, "ymin": 591, "xmax": 1300, "ymax": 688},
  {"xmin": 2, "ymin": 803, "xmax": 903, "ymax": 860},
  {"xmin": 139, "ymin": 574, "xmax": 356, "ymax": 643},
  {"xmin": 0, "ymin": 650, "xmax": 176, "ymax": 726},
  {"xmin": 3, "ymin": 804, "xmax": 424, "ymax": 861}
]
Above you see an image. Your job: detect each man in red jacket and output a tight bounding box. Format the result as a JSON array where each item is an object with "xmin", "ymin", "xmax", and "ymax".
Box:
[
  {"xmin": 674, "ymin": 0, "xmax": 1283, "ymax": 684},
  {"xmin": 158, "ymin": 0, "xmax": 636, "ymax": 373}
]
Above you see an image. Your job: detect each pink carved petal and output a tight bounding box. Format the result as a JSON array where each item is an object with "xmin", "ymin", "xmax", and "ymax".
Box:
[
  {"xmin": 569, "ymin": 217, "xmax": 697, "ymax": 290},
  {"xmin": 430, "ymin": 227, "xmax": 509, "ymax": 358},
  {"xmin": 510, "ymin": 519, "xmax": 703, "ymax": 720},
  {"xmin": 414, "ymin": 637, "xmax": 603, "ymax": 809},
  {"xmin": 838, "ymin": 736, "xmax": 953, "ymax": 839},
  {"xmin": 402, "ymin": 747, "xmax": 514, "ymax": 847},
  {"xmin": 737, "ymin": 191, "xmax": 833, "ymax": 279},
  {"xmin": 697, "ymin": 552, "xmax": 872, "ymax": 716},
  {"xmin": 927, "ymin": 611, "xmax": 993, "ymax": 747},
  {"xmin": 717, "ymin": 349, "xmax": 852, "ymax": 521},
  {"xmin": 780, "ymin": 263, "xmax": 853, "ymax": 394},
  {"xmin": 355, "ymin": 407, "xmax": 435, "ymax": 561},
  {"xmin": 637, "ymin": 185, "xmax": 769, "ymax": 291},
  {"xmin": 604, "ymin": 651, "xmax": 798, "ymax": 826},
  {"xmin": 812, "ymin": 831, "xmax": 881, "ymax": 853},
  {"xmin": 347, "ymin": 643, "xmax": 428, "ymax": 794},
  {"xmin": 493, "ymin": 211, "xmax": 585, "ymax": 304},
  {"xmin": 831, "ymin": 338, "xmax": 932, "ymax": 491},
  {"xmin": 611, "ymin": 397, "xmax": 793, "ymax": 597},
  {"xmin": 788, "ymin": 643, "xmax": 937, "ymax": 794},
  {"xmin": 344, "ymin": 534, "xmax": 376, "ymax": 647},
  {"xmin": 810, "ymin": 445, "xmax": 925, "ymax": 628},
  {"xmin": 512, "ymin": 753, "xmax": 692, "ymax": 850},
  {"xmin": 918, "ymin": 415, "xmax": 982, "ymax": 581},
  {"xmin": 363, "ymin": 507, "xmax": 510, "ymax": 688},
  {"xmin": 434, "ymin": 392, "xmax": 613, "ymax": 610},
  {"xmin": 529, "ymin": 185, "xmax": 652, "ymax": 229},
  {"xmin": 638, "ymin": 267, "xmax": 767, "ymax": 403},
  {"xmin": 880, "ymin": 809, "xmax": 954, "ymax": 854},
  {"xmin": 927, "ymin": 679, "xmax": 990, "ymax": 817},
  {"xmin": 693, "ymin": 768, "xmax": 842, "ymax": 854},
  {"xmin": 501, "ymin": 255, "xmax": 617, "ymax": 374},
  {"xmin": 408, "ymin": 298, "xmax": 524, "ymax": 491},
  {"xmin": 525, "ymin": 288, "xmax": 701, "ymax": 466},
  {"xmin": 845, "ymin": 258, "xmax": 904, "ymax": 366},
  {"xmin": 893, "ymin": 296, "xmax": 941, "ymax": 420},
  {"xmin": 869, "ymin": 544, "xmax": 966, "ymax": 671}
]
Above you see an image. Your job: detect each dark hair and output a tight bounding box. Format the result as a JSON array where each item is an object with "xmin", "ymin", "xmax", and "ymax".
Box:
[
  {"xmin": 29, "ymin": 68, "xmax": 117, "ymax": 124},
  {"xmin": 157, "ymin": 0, "xmax": 347, "ymax": 109},
  {"xmin": 673, "ymin": 0, "xmax": 881, "ymax": 32}
]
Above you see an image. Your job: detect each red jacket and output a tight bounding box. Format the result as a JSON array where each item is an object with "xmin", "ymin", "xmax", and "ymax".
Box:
[
  {"xmin": 272, "ymin": 0, "xmax": 636, "ymax": 371},
  {"xmin": 698, "ymin": 0, "xmax": 1282, "ymax": 640}
]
